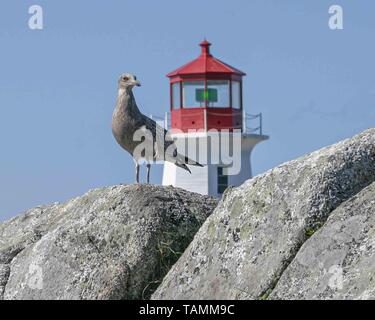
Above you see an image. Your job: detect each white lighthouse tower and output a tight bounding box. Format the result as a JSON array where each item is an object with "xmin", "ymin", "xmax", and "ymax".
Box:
[{"xmin": 162, "ymin": 40, "xmax": 268, "ymax": 197}]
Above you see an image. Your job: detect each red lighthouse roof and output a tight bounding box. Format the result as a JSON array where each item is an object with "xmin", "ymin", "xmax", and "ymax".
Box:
[{"xmin": 167, "ymin": 40, "xmax": 246, "ymax": 77}]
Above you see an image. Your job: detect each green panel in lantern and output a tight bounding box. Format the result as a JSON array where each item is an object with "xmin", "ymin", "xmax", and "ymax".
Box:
[{"xmin": 196, "ymin": 88, "xmax": 218, "ymax": 102}]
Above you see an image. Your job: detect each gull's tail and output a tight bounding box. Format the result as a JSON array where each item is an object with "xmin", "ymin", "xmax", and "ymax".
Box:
[
  {"xmin": 165, "ymin": 146, "xmax": 204, "ymax": 174},
  {"xmin": 172, "ymin": 154, "xmax": 204, "ymax": 174},
  {"xmin": 184, "ymin": 156, "xmax": 204, "ymax": 167},
  {"xmin": 175, "ymin": 163, "xmax": 192, "ymax": 174}
]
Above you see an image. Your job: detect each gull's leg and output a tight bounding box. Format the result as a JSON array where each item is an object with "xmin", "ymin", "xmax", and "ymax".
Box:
[
  {"xmin": 135, "ymin": 162, "xmax": 140, "ymax": 183},
  {"xmin": 146, "ymin": 163, "xmax": 151, "ymax": 184}
]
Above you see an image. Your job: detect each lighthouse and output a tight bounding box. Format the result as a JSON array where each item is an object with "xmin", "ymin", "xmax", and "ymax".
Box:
[{"xmin": 162, "ymin": 40, "xmax": 268, "ymax": 197}]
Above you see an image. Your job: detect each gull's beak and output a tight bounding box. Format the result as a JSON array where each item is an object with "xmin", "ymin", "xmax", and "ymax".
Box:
[{"xmin": 134, "ymin": 80, "xmax": 141, "ymax": 87}]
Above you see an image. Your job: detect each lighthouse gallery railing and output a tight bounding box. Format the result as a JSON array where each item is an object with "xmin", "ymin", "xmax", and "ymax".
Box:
[{"xmin": 150, "ymin": 110, "xmax": 263, "ymax": 135}]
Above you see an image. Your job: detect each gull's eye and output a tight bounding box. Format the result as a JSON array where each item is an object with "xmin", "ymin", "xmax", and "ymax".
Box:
[{"xmin": 122, "ymin": 76, "xmax": 129, "ymax": 81}]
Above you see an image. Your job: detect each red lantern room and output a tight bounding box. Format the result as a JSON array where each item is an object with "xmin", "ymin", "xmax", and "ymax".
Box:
[{"xmin": 167, "ymin": 40, "xmax": 246, "ymax": 132}]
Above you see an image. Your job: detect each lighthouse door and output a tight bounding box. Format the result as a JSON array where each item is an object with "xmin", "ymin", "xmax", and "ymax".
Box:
[{"xmin": 217, "ymin": 167, "xmax": 228, "ymax": 194}]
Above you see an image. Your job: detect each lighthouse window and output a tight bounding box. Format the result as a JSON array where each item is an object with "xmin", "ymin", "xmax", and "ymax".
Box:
[
  {"xmin": 183, "ymin": 81, "xmax": 205, "ymax": 108},
  {"xmin": 232, "ymin": 81, "xmax": 241, "ymax": 109},
  {"xmin": 171, "ymin": 82, "xmax": 181, "ymax": 109},
  {"xmin": 217, "ymin": 167, "xmax": 228, "ymax": 194},
  {"xmin": 206, "ymin": 81, "xmax": 230, "ymax": 108}
]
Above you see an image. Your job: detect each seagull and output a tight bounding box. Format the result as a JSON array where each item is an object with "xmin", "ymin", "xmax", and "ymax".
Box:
[{"xmin": 112, "ymin": 73, "xmax": 203, "ymax": 183}]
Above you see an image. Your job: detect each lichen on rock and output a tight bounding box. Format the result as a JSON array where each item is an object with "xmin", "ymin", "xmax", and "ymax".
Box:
[
  {"xmin": 0, "ymin": 184, "xmax": 217, "ymax": 300},
  {"xmin": 152, "ymin": 128, "xmax": 375, "ymax": 300},
  {"xmin": 270, "ymin": 181, "xmax": 375, "ymax": 300}
]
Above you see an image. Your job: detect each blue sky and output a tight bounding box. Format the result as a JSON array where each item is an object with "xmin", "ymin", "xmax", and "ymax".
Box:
[{"xmin": 0, "ymin": 0, "xmax": 374, "ymax": 221}]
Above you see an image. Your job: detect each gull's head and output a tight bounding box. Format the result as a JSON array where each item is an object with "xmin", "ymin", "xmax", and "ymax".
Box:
[{"xmin": 118, "ymin": 73, "xmax": 141, "ymax": 91}]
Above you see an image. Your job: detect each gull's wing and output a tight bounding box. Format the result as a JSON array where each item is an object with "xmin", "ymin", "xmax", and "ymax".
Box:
[
  {"xmin": 141, "ymin": 114, "xmax": 175, "ymax": 160},
  {"xmin": 141, "ymin": 114, "xmax": 203, "ymax": 170}
]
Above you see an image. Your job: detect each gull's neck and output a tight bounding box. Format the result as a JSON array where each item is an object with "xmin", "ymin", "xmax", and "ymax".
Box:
[{"xmin": 116, "ymin": 88, "xmax": 139, "ymax": 114}]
